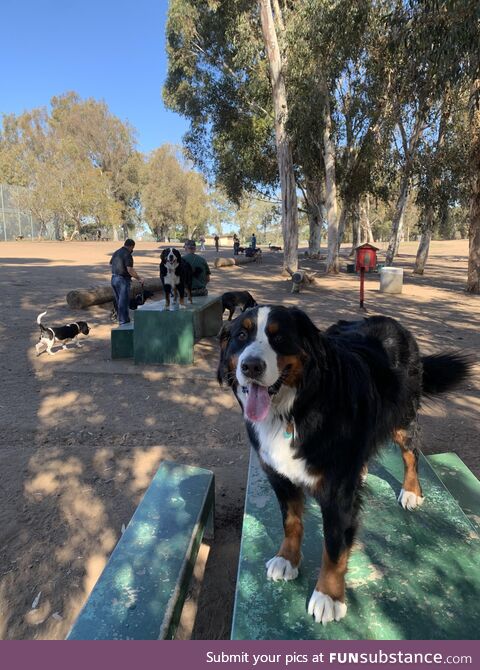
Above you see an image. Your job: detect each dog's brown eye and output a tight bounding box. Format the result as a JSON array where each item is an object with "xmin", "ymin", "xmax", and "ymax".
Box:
[{"xmin": 238, "ymin": 330, "xmax": 248, "ymax": 341}]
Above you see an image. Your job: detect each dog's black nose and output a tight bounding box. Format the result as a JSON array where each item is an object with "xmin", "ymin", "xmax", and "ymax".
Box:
[{"xmin": 241, "ymin": 357, "xmax": 266, "ymax": 379}]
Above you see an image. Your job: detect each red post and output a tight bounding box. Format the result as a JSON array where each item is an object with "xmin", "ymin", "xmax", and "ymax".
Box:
[{"xmin": 360, "ymin": 267, "xmax": 365, "ymax": 308}]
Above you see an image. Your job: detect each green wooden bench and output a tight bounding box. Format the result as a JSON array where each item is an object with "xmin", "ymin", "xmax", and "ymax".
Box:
[
  {"xmin": 66, "ymin": 461, "xmax": 214, "ymax": 640},
  {"xmin": 110, "ymin": 295, "xmax": 222, "ymax": 365},
  {"xmin": 427, "ymin": 452, "xmax": 480, "ymax": 533},
  {"xmin": 231, "ymin": 444, "xmax": 480, "ymax": 640}
]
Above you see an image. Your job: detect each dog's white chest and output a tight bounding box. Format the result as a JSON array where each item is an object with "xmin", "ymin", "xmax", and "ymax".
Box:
[
  {"xmin": 165, "ymin": 268, "xmax": 180, "ymax": 286},
  {"xmin": 255, "ymin": 418, "xmax": 317, "ymax": 488}
]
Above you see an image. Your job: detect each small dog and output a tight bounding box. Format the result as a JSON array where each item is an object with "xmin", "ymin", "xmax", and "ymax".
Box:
[
  {"xmin": 269, "ymin": 243, "xmax": 282, "ymax": 252},
  {"xmin": 221, "ymin": 291, "xmax": 258, "ymax": 321},
  {"xmin": 160, "ymin": 247, "xmax": 198, "ymax": 310},
  {"xmin": 218, "ymin": 307, "xmax": 471, "ymax": 625},
  {"xmin": 36, "ymin": 311, "xmax": 90, "ymax": 356},
  {"xmin": 110, "ymin": 288, "xmax": 154, "ymax": 322}
]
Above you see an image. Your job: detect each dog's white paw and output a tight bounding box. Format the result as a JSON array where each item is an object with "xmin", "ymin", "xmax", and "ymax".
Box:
[
  {"xmin": 398, "ymin": 488, "xmax": 424, "ymax": 511},
  {"xmin": 308, "ymin": 590, "xmax": 347, "ymax": 625},
  {"xmin": 76, "ymin": 343, "xmax": 83, "ymax": 348},
  {"xmin": 265, "ymin": 556, "xmax": 298, "ymax": 582}
]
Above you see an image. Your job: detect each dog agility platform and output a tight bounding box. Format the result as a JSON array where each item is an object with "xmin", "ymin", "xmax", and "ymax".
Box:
[
  {"xmin": 232, "ymin": 446, "xmax": 480, "ymax": 640},
  {"xmin": 110, "ymin": 295, "xmax": 222, "ymax": 364},
  {"xmin": 66, "ymin": 462, "xmax": 214, "ymax": 640}
]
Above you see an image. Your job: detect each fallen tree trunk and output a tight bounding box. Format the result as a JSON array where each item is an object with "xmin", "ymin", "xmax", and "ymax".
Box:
[
  {"xmin": 214, "ymin": 256, "xmax": 257, "ymax": 268},
  {"xmin": 66, "ymin": 278, "xmax": 164, "ymax": 309},
  {"xmin": 286, "ymin": 268, "xmax": 316, "ymax": 293}
]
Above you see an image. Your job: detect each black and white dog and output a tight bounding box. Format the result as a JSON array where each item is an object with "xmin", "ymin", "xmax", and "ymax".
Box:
[
  {"xmin": 160, "ymin": 247, "xmax": 195, "ymax": 310},
  {"xmin": 217, "ymin": 306, "xmax": 471, "ymax": 625},
  {"xmin": 110, "ymin": 288, "xmax": 155, "ymax": 322},
  {"xmin": 36, "ymin": 311, "xmax": 90, "ymax": 355},
  {"xmin": 221, "ymin": 291, "xmax": 258, "ymax": 321}
]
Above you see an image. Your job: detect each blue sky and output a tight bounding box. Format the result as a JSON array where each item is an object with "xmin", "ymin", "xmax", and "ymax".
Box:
[{"xmin": 1, "ymin": 0, "xmax": 188, "ymax": 153}]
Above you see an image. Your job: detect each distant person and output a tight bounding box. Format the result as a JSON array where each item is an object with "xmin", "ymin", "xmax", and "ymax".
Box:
[
  {"xmin": 199, "ymin": 235, "xmax": 206, "ymax": 251},
  {"xmin": 110, "ymin": 239, "xmax": 143, "ymax": 325},
  {"xmin": 214, "ymin": 234, "xmax": 219, "ymax": 253},
  {"xmin": 233, "ymin": 234, "xmax": 240, "ymax": 256},
  {"xmin": 183, "ymin": 240, "xmax": 211, "ymax": 296},
  {"xmin": 251, "ymin": 233, "xmax": 257, "ymax": 250}
]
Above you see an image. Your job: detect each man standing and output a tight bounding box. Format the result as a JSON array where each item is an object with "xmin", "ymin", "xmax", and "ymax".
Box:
[
  {"xmin": 251, "ymin": 232, "xmax": 257, "ymax": 250},
  {"xmin": 214, "ymin": 234, "xmax": 219, "ymax": 252},
  {"xmin": 183, "ymin": 240, "xmax": 211, "ymax": 296},
  {"xmin": 110, "ymin": 239, "xmax": 143, "ymax": 325},
  {"xmin": 233, "ymin": 233, "xmax": 240, "ymax": 255}
]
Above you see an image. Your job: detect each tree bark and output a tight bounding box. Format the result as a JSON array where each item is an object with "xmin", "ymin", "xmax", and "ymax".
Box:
[
  {"xmin": 321, "ymin": 78, "xmax": 339, "ymax": 273},
  {"xmin": 66, "ymin": 278, "xmax": 164, "ymax": 310},
  {"xmin": 385, "ymin": 172, "xmax": 409, "ymax": 266},
  {"xmin": 413, "ymin": 224, "xmax": 432, "ymax": 275},
  {"xmin": 349, "ymin": 199, "xmax": 361, "ymax": 256},
  {"xmin": 467, "ymin": 77, "xmax": 480, "ymax": 293},
  {"xmin": 362, "ymin": 195, "xmax": 374, "ymax": 244},
  {"xmin": 337, "ymin": 205, "xmax": 348, "ymax": 250},
  {"xmin": 259, "ymin": 0, "xmax": 298, "ymax": 273},
  {"xmin": 305, "ymin": 179, "xmax": 323, "ymax": 255}
]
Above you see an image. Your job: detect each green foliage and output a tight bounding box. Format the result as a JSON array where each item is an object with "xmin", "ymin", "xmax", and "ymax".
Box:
[{"xmin": 142, "ymin": 145, "xmax": 209, "ymax": 241}]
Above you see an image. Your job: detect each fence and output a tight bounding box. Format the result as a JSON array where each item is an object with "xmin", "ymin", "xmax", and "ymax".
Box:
[{"xmin": 0, "ymin": 183, "xmax": 46, "ymax": 240}]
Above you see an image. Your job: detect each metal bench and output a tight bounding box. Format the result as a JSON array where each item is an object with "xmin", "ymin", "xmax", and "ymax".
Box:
[
  {"xmin": 66, "ymin": 461, "xmax": 214, "ymax": 640},
  {"xmin": 231, "ymin": 444, "xmax": 480, "ymax": 640}
]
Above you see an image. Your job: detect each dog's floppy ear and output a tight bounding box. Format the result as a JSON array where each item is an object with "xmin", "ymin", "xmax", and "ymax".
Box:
[
  {"xmin": 217, "ymin": 320, "xmax": 233, "ymax": 385},
  {"xmin": 173, "ymin": 248, "xmax": 181, "ymax": 262},
  {"xmin": 288, "ymin": 307, "xmax": 324, "ymax": 368}
]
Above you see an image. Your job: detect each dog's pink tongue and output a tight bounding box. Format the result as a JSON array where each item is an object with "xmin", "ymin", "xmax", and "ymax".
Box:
[{"xmin": 245, "ymin": 383, "xmax": 271, "ymax": 422}]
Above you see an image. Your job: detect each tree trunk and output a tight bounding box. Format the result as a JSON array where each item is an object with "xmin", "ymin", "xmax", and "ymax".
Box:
[
  {"xmin": 305, "ymin": 180, "xmax": 323, "ymax": 255},
  {"xmin": 467, "ymin": 77, "xmax": 480, "ymax": 293},
  {"xmin": 362, "ymin": 195, "xmax": 374, "ymax": 244},
  {"xmin": 259, "ymin": 0, "xmax": 298, "ymax": 273},
  {"xmin": 321, "ymin": 79, "xmax": 339, "ymax": 273},
  {"xmin": 385, "ymin": 173, "xmax": 409, "ymax": 266},
  {"xmin": 337, "ymin": 205, "xmax": 348, "ymax": 250},
  {"xmin": 413, "ymin": 225, "xmax": 432, "ymax": 275},
  {"xmin": 349, "ymin": 199, "xmax": 361, "ymax": 256}
]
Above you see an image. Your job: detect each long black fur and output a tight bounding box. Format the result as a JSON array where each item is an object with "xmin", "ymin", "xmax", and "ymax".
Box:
[{"xmin": 218, "ymin": 306, "xmax": 473, "ymax": 607}]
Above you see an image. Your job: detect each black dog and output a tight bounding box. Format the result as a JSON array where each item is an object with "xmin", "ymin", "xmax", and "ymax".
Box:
[
  {"xmin": 217, "ymin": 306, "xmax": 471, "ymax": 625},
  {"xmin": 36, "ymin": 311, "xmax": 90, "ymax": 356},
  {"xmin": 221, "ymin": 291, "xmax": 258, "ymax": 321},
  {"xmin": 160, "ymin": 247, "xmax": 198, "ymax": 309},
  {"xmin": 111, "ymin": 288, "xmax": 154, "ymax": 322},
  {"xmin": 269, "ymin": 243, "xmax": 282, "ymax": 252}
]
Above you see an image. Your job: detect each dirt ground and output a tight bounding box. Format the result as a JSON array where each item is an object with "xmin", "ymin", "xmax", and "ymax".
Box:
[{"xmin": 0, "ymin": 239, "xmax": 478, "ymax": 640}]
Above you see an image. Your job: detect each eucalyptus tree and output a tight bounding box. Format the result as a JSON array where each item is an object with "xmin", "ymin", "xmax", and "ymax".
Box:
[{"xmin": 165, "ymin": 0, "xmax": 299, "ymax": 268}]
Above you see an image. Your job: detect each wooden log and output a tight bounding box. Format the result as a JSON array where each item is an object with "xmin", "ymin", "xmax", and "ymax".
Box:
[
  {"xmin": 286, "ymin": 268, "xmax": 316, "ymax": 293},
  {"xmin": 66, "ymin": 278, "xmax": 164, "ymax": 309},
  {"xmin": 214, "ymin": 256, "xmax": 257, "ymax": 268}
]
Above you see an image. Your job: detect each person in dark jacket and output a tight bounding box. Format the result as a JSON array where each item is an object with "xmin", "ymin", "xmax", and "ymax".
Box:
[{"xmin": 110, "ymin": 239, "xmax": 143, "ymax": 325}]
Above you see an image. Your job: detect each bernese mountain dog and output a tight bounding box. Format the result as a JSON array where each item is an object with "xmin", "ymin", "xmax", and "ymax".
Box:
[
  {"xmin": 160, "ymin": 247, "xmax": 194, "ymax": 310},
  {"xmin": 221, "ymin": 290, "xmax": 258, "ymax": 321},
  {"xmin": 217, "ymin": 305, "xmax": 471, "ymax": 626}
]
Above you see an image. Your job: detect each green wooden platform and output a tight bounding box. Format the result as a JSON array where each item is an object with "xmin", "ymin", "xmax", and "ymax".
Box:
[
  {"xmin": 110, "ymin": 295, "xmax": 222, "ymax": 365},
  {"xmin": 231, "ymin": 445, "xmax": 480, "ymax": 640},
  {"xmin": 427, "ymin": 453, "xmax": 480, "ymax": 534},
  {"xmin": 67, "ymin": 461, "xmax": 214, "ymax": 640},
  {"xmin": 111, "ymin": 323, "xmax": 134, "ymax": 359}
]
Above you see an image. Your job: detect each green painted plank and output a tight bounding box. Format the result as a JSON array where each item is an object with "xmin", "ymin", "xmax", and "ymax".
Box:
[
  {"xmin": 67, "ymin": 462, "xmax": 214, "ymax": 640},
  {"xmin": 232, "ymin": 445, "xmax": 480, "ymax": 640},
  {"xmin": 133, "ymin": 307, "xmax": 194, "ymax": 364},
  {"xmin": 427, "ymin": 453, "xmax": 480, "ymax": 534},
  {"xmin": 111, "ymin": 323, "xmax": 134, "ymax": 359}
]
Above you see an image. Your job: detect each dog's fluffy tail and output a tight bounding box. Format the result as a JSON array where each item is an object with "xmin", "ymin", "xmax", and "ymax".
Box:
[
  {"xmin": 422, "ymin": 353, "xmax": 472, "ymax": 395},
  {"xmin": 37, "ymin": 311, "xmax": 47, "ymax": 325}
]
